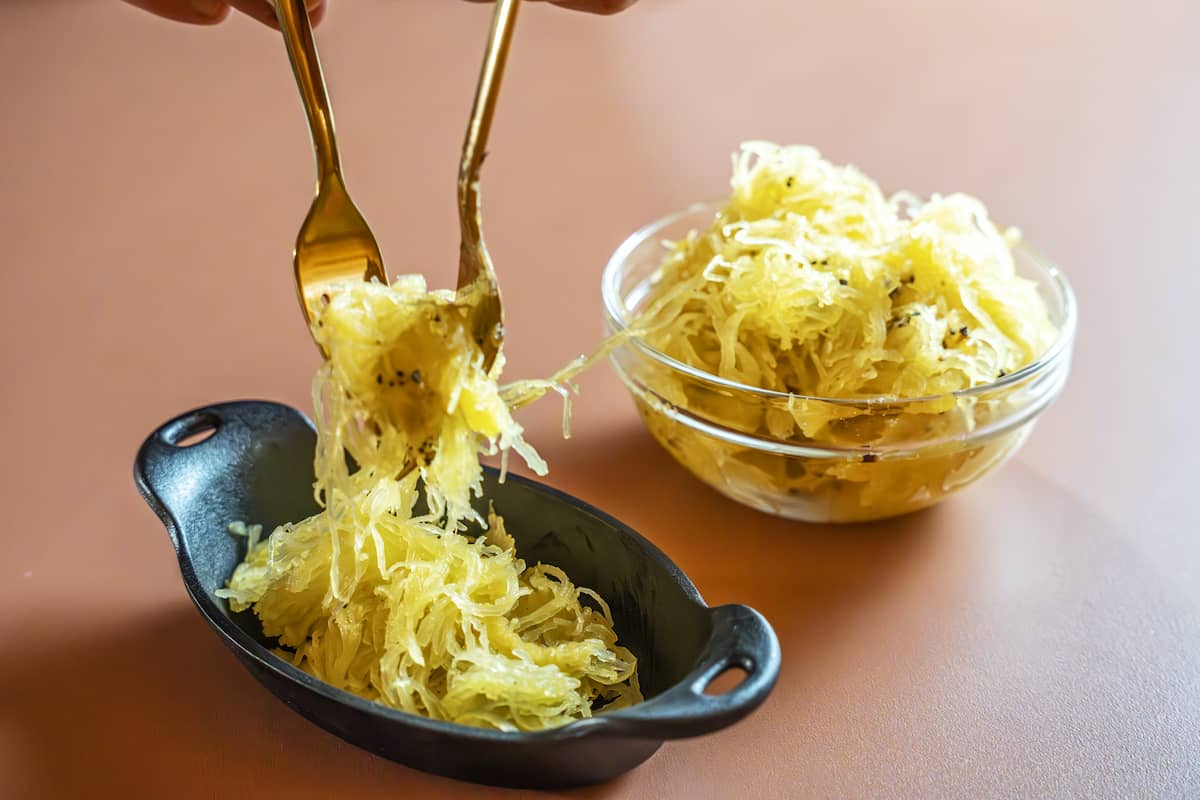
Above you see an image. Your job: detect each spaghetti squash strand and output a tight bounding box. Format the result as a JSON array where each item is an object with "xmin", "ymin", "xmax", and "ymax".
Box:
[{"xmin": 218, "ymin": 276, "xmax": 641, "ymax": 731}]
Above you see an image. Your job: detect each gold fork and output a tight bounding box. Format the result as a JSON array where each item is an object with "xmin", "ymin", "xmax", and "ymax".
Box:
[
  {"xmin": 457, "ymin": 0, "xmax": 520, "ymax": 374},
  {"xmin": 275, "ymin": 0, "xmax": 386, "ymax": 344}
]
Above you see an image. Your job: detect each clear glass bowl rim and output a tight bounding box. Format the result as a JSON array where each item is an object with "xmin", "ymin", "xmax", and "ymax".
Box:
[{"xmin": 601, "ymin": 200, "xmax": 1078, "ymax": 409}]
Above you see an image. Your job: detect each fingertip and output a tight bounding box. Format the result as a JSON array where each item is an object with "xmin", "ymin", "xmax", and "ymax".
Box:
[
  {"xmin": 582, "ymin": 0, "xmax": 638, "ymax": 14},
  {"xmin": 123, "ymin": 0, "xmax": 231, "ymax": 25},
  {"xmin": 546, "ymin": 0, "xmax": 638, "ymax": 15},
  {"xmin": 308, "ymin": 1, "xmax": 328, "ymax": 26},
  {"xmin": 189, "ymin": 0, "xmax": 232, "ymax": 23},
  {"xmin": 227, "ymin": 0, "xmax": 279, "ymax": 27}
]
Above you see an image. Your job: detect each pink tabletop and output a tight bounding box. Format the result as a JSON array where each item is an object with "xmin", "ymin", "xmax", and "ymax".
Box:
[{"xmin": 2, "ymin": 1, "xmax": 1197, "ymax": 797}]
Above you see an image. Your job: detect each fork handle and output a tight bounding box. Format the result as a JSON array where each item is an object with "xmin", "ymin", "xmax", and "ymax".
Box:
[
  {"xmin": 276, "ymin": 0, "xmax": 341, "ymax": 186},
  {"xmin": 457, "ymin": 0, "xmax": 520, "ymax": 239}
]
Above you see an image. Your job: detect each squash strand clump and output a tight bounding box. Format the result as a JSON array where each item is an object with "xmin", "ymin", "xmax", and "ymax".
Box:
[
  {"xmin": 640, "ymin": 142, "xmax": 1056, "ymax": 412},
  {"xmin": 218, "ymin": 276, "xmax": 641, "ymax": 731},
  {"xmin": 628, "ymin": 143, "xmax": 1060, "ymax": 519}
]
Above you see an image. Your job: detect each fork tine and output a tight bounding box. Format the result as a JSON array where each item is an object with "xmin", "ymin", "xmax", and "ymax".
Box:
[{"xmin": 276, "ymin": 0, "xmax": 387, "ymax": 344}]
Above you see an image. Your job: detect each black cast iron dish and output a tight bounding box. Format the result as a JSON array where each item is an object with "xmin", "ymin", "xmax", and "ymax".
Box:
[{"xmin": 134, "ymin": 400, "xmax": 780, "ymax": 789}]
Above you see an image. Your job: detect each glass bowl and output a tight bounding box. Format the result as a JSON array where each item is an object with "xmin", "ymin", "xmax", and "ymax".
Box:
[{"xmin": 601, "ymin": 202, "xmax": 1077, "ymax": 523}]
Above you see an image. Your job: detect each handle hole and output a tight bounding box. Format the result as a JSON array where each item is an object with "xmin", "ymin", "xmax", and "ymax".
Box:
[
  {"xmin": 703, "ymin": 666, "xmax": 749, "ymax": 696},
  {"xmin": 162, "ymin": 412, "xmax": 220, "ymax": 448},
  {"xmin": 175, "ymin": 427, "xmax": 215, "ymax": 447}
]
